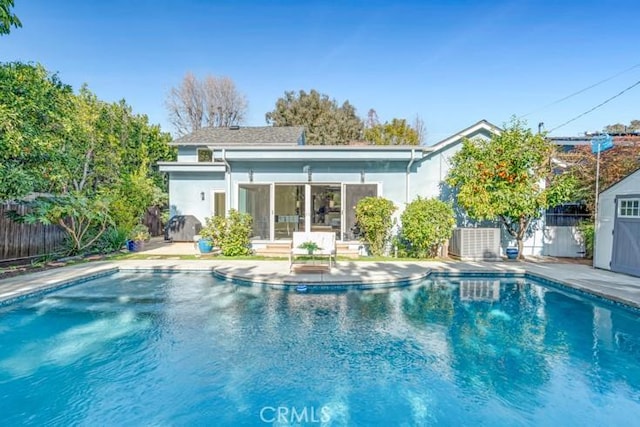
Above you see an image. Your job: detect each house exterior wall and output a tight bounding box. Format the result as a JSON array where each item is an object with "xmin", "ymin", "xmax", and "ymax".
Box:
[
  {"xmin": 229, "ymin": 161, "xmax": 410, "ymax": 213},
  {"xmin": 163, "ymin": 122, "xmax": 551, "ymax": 255},
  {"xmin": 169, "ymin": 156, "xmax": 414, "ymax": 226},
  {"xmin": 595, "ymin": 170, "xmax": 640, "ymax": 270},
  {"xmin": 177, "ymin": 146, "xmax": 199, "ymax": 162},
  {"xmin": 168, "ymin": 171, "xmax": 226, "ymax": 223}
]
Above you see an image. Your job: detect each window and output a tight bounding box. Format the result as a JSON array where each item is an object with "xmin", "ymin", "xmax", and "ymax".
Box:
[
  {"xmin": 197, "ymin": 148, "xmax": 213, "ymax": 162},
  {"xmin": 619, "ymin": 199, "xmax": 640, "ymax": 218},
  {"xmin": 213, "ymin": 192, "xmax": 225, "ymax": 217}
]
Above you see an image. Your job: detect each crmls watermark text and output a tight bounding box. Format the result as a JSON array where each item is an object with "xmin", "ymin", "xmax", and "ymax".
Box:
[{"xmin": 259, "ymin": 406, "xmax": 331, "ymax": 424}]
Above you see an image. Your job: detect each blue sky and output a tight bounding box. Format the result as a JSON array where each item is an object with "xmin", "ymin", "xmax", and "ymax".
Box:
[{"xmin": 2, "ymin": 0, "xmax": 639, "ymax": 143}]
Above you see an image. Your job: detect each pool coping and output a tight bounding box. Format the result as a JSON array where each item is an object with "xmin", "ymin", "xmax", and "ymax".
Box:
[{"xmin": 1, "ymin": 260, "xmax": 639, "ymax": 310}]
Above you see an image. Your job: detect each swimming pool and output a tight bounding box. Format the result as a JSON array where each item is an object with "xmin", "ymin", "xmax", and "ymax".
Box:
[{"xmin": 1, "ymin": 272, "xmax": 640, "ymax": 425}]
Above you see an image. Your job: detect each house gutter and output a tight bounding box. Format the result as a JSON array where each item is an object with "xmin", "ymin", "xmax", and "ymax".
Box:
[
  {"xmin": 405, "ymin": 148, "xmax": 416, "ymax": 203},
  {"xmin": 222, "ymin": 149, "xmax": 231, "ymax": 211}
]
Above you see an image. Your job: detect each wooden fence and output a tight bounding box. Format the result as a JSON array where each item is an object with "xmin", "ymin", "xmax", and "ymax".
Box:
[
  {"xmin": 0, "ymin": 202, "xmax": 66, "ymax": 262},
  {"xmin": 143, "ymin": 206, "xmax": 164, "ymax": 237}
]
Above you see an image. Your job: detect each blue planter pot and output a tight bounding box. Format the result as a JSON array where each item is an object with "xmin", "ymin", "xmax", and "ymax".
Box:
[
  {"xmin": 198, "ymin": 239, "xmax": 214, "ymax": 253},
  {"xmin": 127, "ymin": 240, "xmax": 144, "ymax": 252},
  {"xmin": 506, "ymin": 247, "xmax": 519, "ymax": 260}
]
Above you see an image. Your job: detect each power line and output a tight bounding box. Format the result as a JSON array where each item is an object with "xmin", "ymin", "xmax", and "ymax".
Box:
[
  {"xmin": 549, "ymin": 79, "xmax": 640, "ymax": 132},
  {"xmin": 520, "ymin": 62, "xmax": 640, "ymax": 118}
]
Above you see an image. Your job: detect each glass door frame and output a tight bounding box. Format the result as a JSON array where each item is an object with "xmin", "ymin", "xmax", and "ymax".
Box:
[{"xmin": 236, "ymin": 181, "xmax": 381, "ymax": 242}]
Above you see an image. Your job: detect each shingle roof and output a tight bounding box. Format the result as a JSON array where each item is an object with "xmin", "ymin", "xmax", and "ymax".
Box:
[{"xmin": 170, "ymin": 126, "xmax": 305, "ymax": 146}]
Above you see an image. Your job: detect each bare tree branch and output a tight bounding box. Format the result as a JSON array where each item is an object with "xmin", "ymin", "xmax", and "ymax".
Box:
[
  {"xmin": 203, "ymin": 75, "xmax": 247, "ymax": 127},
  {"xmin": 166, "ymin": 72, "xmax": 247, "ymax": 135},
  {"xmin": 413, "ymin": 114, "xmax": 426, "ymax": 145},
  {"xmin": 166, "ymin": 72, "xmax": 204, "ymax": 136}
]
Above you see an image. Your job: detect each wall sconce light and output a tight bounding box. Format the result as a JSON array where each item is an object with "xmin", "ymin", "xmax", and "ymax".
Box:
[
  {"xmin": 200, "ymin": 191, "xmax": 205, "ymax": 201},
  {"xmin": 249, "ymin": 168, "xmax": 254, "ymax": 182},
  {"xmin": 360, "ymin": 170, "xmax": 365, "ymax": 183}
]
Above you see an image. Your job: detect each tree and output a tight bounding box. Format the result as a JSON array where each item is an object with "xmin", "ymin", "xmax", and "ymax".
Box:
[
  {"xmin": 51, "ymin": 85, "xmax": 174, "ymax": 196},
  {"xmin": 265, "ymin": 89, "xmax": 363, "ymax": 145},
  {"xmin": 365, "ymin": 108, "xmax": 380, "ymax": 128},
  {"xmin": 604, "ymin": 120, "xmax": 640, "ymax": 134},
  {"xmin": 1, "ymin": 61, "xmax": 175, "ymax": 254},
  {"xmin": 8, "ymin": 193, "xmax": 114, "ymax": 255},
  {"xmin": 604, "ymin": 123, "xmax": 627, "ymax": 133},
  {"xmin": 0, "ymin": 62, "xmax": 73, "ymax": 199},
  {"xmin": 557, "ymin": 136, "xmax": 640, "ymax": 215},
  {"xmin": 202, "ymin": 75, "xmax": 247, "ymax": 128},
  {"xmin": 0, "ymin": 0, "xmax": 21, "ymax": 35},
  {"xmin": 446, "ymin": 118, "xmax": 576, "ymax": 258},
  {"xmin": 364, "ymin": 118, "xmax": 420, "ymax": 145},
  {"xmin": 104, "ymin": 165, "xmax": 164, "ymax": 234},
  {"xmin": 59, "ymin": 86, "xmax": 111, "ymax": 193},
  {"xmin": 166, "ymin": 72, "xmax": 247, "ymax": 136},
  {"xmin": 413, "ymin": 114, "xmax": 426, "ymax": 145}
]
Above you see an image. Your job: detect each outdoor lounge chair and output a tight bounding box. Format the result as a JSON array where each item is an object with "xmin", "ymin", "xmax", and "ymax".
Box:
[{"xmin": 289, "ymin": 231, "xmax": 336, "ymax": 271}]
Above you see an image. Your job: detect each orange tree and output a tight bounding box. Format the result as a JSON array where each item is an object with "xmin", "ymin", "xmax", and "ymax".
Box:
[
  {"xmin": 557, "ymin": 136, "xmax": 640, "ymax": 215},
  {"xmin": 446, "ymin": 118, "xmax": 576, "ymax": 258}
]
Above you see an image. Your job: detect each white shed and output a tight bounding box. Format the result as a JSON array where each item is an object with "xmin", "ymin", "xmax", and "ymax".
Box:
[{"xmin": 594, "ymin": 168, "xmax": 640, "ymax": 276}]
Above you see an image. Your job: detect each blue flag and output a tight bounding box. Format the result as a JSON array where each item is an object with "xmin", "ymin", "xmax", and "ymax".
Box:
[{"xmin": 591, "ymin": 133, "xmax": 614, "ymax": 154}]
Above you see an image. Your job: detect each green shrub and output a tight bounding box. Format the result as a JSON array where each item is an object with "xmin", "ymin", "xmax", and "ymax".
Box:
[
  {"xmin": 103, "ymin": 170, "xmax": 165, "ymax": 237},
  {"xmin": 97, "ymin": 226, "xmax": 129, "ymax": 252},
  {"xmin": 8, "ymin": 193, "xmax": 113, "ymax": 255},
  {"xmin": 577, "ymin": 221, "xmax": 594, "ymax": 258},
  {"xmin": 202, "ymin": 209, "xmax": 253, "ymax": 256},
  {"xmin": 200, "ymin": 215, "xmax": 226, "ymax": 247},
  {"xmin": 129, "ymin": 224, "xmax": 150, "ymax": 242},
  {"xmin": 399, "ymin": 197, "xmax": 456, "ymax": 258},
  {"xmin": 355, "ymin": 197, "xmax": 397, "ymax": 256},
  {"xmin": 222, "ymin": 209, "xmax": 253, "ymax": 256}
]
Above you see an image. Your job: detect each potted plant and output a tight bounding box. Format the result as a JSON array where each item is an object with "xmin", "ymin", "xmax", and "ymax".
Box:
[
  {"xmin": 298, "ymin": 241, "xmax": 321, "ymax": 255},
  {"xmin": 199, "ymin": 216, "xmax": 225, "ymax": 254},
  {"xmin": 128, "ymin": 224, "xmax": 150, "ymax": 252},
  {"xmin": 197, "ymin": 238, "xmax": 214, "ymax": 253}
]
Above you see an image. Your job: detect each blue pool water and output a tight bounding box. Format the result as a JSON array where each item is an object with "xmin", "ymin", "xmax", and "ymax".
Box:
[{"xmin": 2, "ymin": 272, "xmax": 640, "ymax": 426}]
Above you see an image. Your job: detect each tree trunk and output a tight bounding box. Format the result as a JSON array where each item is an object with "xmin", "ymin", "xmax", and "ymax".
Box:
[
  {"xmin": 517, "ymin": 238, "xmax": 524, "ymax": 260},
  {"xmin": 516, "ymin": 216, "xmax": 529, "ymax": 260}
]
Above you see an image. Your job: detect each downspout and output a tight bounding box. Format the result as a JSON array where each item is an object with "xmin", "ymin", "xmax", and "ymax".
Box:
[
  {"xmin": 222, "ymin": 148, "xmax": 231, "ymax": 212},
  {"xmin": 406, "ymin": 148, "xmax": 416, "ymax": 204}
]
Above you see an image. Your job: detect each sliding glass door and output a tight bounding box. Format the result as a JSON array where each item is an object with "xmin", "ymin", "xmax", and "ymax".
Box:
[
  {"xmin": 310, "ymin": 184, "xmax": 341, "ymax": 239},
  {"xmin": 274, "ymin": 184, "xmax": 305, "ymax": 240},
  {"xmin": 238, "ymin": 184, "xmax": 270, "ymax": 240},
  {"xmin": 237, "ymin": 182, "xmax": 376, "ymax": 241},
  {"xmin": 343, "ymin": 184, "xmax": 378, "ymax": 240}
]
